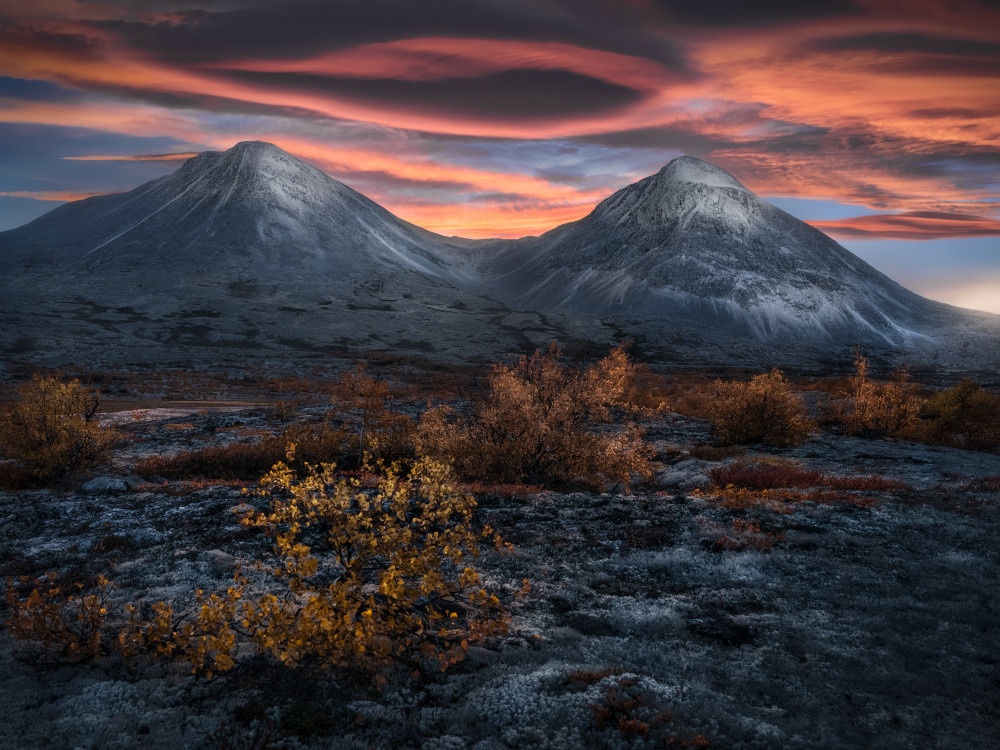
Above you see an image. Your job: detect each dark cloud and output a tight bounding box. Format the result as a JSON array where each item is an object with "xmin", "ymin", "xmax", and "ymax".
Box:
[
  {"xmin": 816, "ymin": 32, "xmax": 1000, "ymax": 57},
  {"xmin": 650, "ymin": 0, "xmax": 860, "ymax": 28},
  {"xmin": 92, "ymin": 0, "xmax": 687, "ymax": 70},
  {"xmin": 867, "ymin": 57, "xmax": 1000, "ymax": 77},
  {"xmin": 219, "ymin": 68, "xmax": 644, "ymax": 121},
  {"xmin": 909, "ymin": 108, "xmax": 995, "ymax": 119},
  {"xmin": 569, "ymin": 125, "xmax": 733, "ymax": 154},
  {"xmin": 0, "ymin": 22, "xmax": 104, "ymax": 57}
]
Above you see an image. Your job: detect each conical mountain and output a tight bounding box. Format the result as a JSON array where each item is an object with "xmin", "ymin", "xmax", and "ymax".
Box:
[
  {"xmin": 0, "ymin": 141, "xmax": 456, "ymax": 283},
  {"xmin": 472, "ymin": 156, "xmax": 941, "ymax": 347}
]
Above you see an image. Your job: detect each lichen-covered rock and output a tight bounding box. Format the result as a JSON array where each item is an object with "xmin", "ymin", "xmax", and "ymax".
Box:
[{"xmin": 81, "ymin": 476, "xmax": 132, "ymax": 495}]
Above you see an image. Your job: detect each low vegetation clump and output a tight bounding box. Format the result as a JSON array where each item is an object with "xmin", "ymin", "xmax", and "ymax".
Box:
[
  {"xmin": 134, "ymin": 423, "xmax": 351, "ymax": 480},
  {"xmin": 697, "ymin": 485, "xmax": 878, "ymax": 513},
  {"xmin": 707, "ymin": 518, "xmax": 784, "ymax": 552},
  {"xmin": 6, "ymin": 454, "xmax": 511, "ymax": 684},
  {"xmin": 4, "ymin": 573, "xmax": 114, "ymax": 665},
  {"xmin": 832, "ymin": 352, "xmax": 919, "ymax": 439},
  {"xmin": 700, "ymin": 458, "xmax": 906, "ymax": 512},
  {"xmin": 0, "ymin": 375, "xmax": 115, "ymax": 483},
  {"xmin": 703, "ymin": 369, "xmax": 813, "ymax": 447},
  {"xmin": 708, "ymin": 459, "xmax": 909, "ymax": 493},
  {"xmin": 709, "ymin": 458, "xmax": 822, "ymax": 489},
  {"xmin": 582, "ymin": 673, "xmax": 709, "ymax": 747},
  {"xmin": 416, "ymin": 344, "xmax": 654, "ymax": 490},
  {"xmin": 919, "ymin": 379, "xmax": 1000, "ymax": 452}
]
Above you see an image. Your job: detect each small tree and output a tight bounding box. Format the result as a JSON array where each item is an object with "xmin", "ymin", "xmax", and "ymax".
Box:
[
  {"xmin": 0, "ymin": 375, "xmax": 114, "ymax": 480},
  {"xmin": 331, "ymin": 363, "xmax": 414, "ymax": 464},
  {"xmin": 416, "ymin": 344, "xmax": 652, "ymax": 490},
  {"xmin": 705, "ymin": 369, "xmax": 812, "ymax": 447},
  {"xmin": 841, "ymin": 352, "xmax": 918, "ymax": 439}
]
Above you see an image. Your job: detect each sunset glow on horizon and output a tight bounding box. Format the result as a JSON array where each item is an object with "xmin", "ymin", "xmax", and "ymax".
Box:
[{"xmin": 0, "ymin": 0, "xmax": 997, "ymax": 309}]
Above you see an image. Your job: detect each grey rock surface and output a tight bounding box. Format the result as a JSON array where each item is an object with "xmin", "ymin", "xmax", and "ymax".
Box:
[{"xmin": 80, "ymin": 476, "xmax": 132, "ymax": 495}]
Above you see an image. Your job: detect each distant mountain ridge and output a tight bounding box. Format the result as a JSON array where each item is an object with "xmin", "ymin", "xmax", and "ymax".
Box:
[{"xmin": 1, "ymin": 141, "xmax": 997, "ymax": 370}]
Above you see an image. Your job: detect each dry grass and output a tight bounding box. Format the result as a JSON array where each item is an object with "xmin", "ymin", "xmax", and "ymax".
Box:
[
  {"xmin": 134, "ymin": 424, "xmax": 351, "ymax": 481},
  {"xmin": 709, "ymin": 461, "xmax": 910, "ymax": 493}
]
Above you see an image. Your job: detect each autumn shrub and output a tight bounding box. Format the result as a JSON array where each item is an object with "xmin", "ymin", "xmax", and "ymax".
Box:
[
  {"xmin": 8, "ymin": 455, "xmax": 511, "ymax": 684},
  {"xmin": 415, "ymin": 344, "xmax": 653, "ymax": 490},
  {"xmin": 236, "ymin": 453, "xmax": 509, "ymax": 678},
  {"xmin": 919, "ymin": 379, "xmax": 1000, "ymax": 451},
  {"xmin": 0, "ymin": 375, "xmax": 115, "ymax": 481},
  {"xmin": 833, "ymin": 352, "xmax": 918, "ymax": 439},
  {"xmin": 703, "ymin": 369, "xmax": 812, "ymax": 447},
  {"xmin": 4, "ymin": 573, "xmax": 113, "ymax": 664},
  {"xmin": 329, "ymin": 363, "xmax": 415, "ymax": 464}
]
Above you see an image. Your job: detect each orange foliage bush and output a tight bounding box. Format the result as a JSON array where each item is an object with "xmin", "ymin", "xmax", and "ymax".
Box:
[
  {"xmin": 329, "ymin": 363, "xmax": 415, "ymax": 464},
  {"xmin": 416, "ymin": 344, "xmax": 653, "ymax": 490},
  {"xmin": 834, "ymin": 352, "xmax": 918, "ymax": 439},
  {"xmin": 0, "ymin": 375, "xmax": 115, "ymax": 481},
  {"xmin": 703, "ymin": 370, "xmax": 812, "ymax": 447}
]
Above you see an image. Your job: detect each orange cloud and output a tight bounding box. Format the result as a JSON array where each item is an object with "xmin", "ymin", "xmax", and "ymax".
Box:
[
  {"xmin": 0, "ymin": 22, "xmax": 697, "ymax": 139},
  {"xmin": 63, "ymin": 153, "xmax": 200, "ymax": 161},
  {"xmin": 809, "ymin": 211, "xmax": 1000, "ymax": 240}
]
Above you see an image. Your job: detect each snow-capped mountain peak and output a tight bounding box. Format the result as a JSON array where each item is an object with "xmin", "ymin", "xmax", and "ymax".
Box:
[{"xmin": 654, "ymin": 155, "xmax": 749, "ymax": 192}]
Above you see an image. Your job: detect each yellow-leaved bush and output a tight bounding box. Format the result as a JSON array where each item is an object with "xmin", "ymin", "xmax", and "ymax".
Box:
[
  {"xmin": 5, "ymin": 453, "xmax": 510, "ymax": 682},
  {"xmin": 415, "ymin": 343, "xmax": 654, "ymax": 490},
  {"xmin": 236, "ymin": 451, "xmax": 509, "ymax": 677},
  {"xmin": 4, "ymin": 573, "xmax": 113, "ymax": 664}
]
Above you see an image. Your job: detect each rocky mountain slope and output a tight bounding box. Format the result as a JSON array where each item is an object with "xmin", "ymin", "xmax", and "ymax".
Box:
[
  {"xmin": 468, "ymin": 157, "xmax": 944, "ymax": 347},
  {"xmin": 1, "ymin": 143, "xmax": 996, "ymax": 370}
]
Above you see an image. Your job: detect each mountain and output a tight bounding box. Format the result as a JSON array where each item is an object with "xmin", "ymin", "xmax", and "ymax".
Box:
[
  {"xmin": 0, "ymin": 140, "xmax": 461, "ymax": 285},
  {"xmin": 466, "ymin": 157, "xmax": 946, "ymax": 348},
  {"xmin": 0, "ymin": 141, "xmax": 594, "ymax": 363},
  {"xmin": 1, "ymin": 143, "xmax": 996, "ymax": 370}
]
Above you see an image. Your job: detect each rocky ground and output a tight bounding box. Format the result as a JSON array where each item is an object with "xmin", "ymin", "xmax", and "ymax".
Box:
[{"xmin": 1, "ymin": 401, "xmax": 999, "ymax": 749}]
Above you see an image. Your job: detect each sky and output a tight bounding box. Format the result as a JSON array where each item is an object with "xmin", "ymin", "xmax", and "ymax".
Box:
[{"xmin": 0, "ymin": 0, "xmax": 997, "ymax": 312}]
